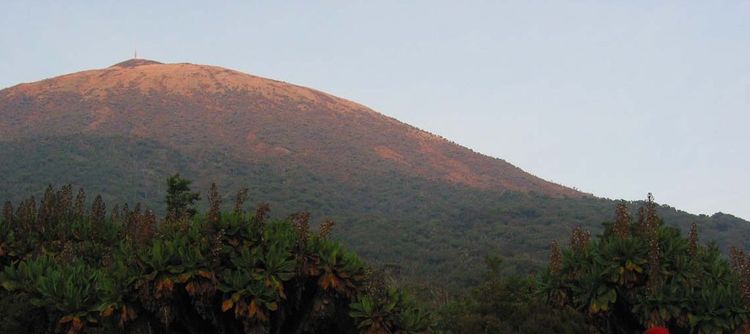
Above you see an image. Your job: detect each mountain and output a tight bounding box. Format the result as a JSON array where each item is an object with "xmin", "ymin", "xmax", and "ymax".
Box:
[
  {"xmin": 0, "ymin": 58, "xmax": 580, "ymax": 197},
  {"xmin": 1, "ymin": 59, "xmax": 748, "ymax": 287}
]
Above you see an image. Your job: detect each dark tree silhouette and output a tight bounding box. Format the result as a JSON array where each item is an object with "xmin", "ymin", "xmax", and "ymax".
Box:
[{"xmin": 165, "ymin": 173, "xmax": 201, "ymax": 219}]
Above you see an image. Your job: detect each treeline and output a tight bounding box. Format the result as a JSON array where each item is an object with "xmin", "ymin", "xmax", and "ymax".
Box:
[{"xmin": 0, "ymin": 176, "xmax": 431, "ymax": 333}]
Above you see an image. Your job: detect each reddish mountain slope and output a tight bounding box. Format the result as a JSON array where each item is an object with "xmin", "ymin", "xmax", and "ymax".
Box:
[{"xmin": 0, "ymin": 59, "xmax": 584, "ymax": 197}]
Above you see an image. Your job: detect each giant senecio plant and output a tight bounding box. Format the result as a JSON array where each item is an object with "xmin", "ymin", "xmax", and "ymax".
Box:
[
  {"xmin": 541, "ymin": 195, "xmax": 749, "ymax": 334},
  {"xmin": 0, "ymin": 183, "xmax": 432, "ymax": 334}
]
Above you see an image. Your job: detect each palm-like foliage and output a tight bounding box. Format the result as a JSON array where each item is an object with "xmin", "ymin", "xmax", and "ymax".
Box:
[
  {"xmin": 0, "ymin": 183, "xmax": 429, "ymax": 333},
  {"xmin": 541, "ymin": 198, "xmax": 749, "ymax": 333},
  {"xmin": 350, "ymin": 287, "xmax": 433, "ymax": 334}
]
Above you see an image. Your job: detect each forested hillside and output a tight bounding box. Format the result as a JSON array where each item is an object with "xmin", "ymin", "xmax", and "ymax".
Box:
[
  {"xmin": 1, "ymin": 137, "xmax": 747, "ymax": 289},
  {"xmin": 1, "ymin": 60, "xmax": 748, "ymax": 289}
]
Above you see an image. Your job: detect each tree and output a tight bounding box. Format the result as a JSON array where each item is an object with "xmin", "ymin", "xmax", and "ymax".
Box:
[
  {"xmin": 165, "ymin": 174, "xmax": 200, "ymax": 219},
  {"xmin": 0, "ymin": 184, "xmax": 430, "ymax": 333},
  {"xmin": 540, "ymin": 197, "xmax": 749, "ymax": 333}
]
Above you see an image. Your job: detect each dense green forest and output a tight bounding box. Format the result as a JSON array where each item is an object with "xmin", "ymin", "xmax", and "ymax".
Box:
[
  {"xmin": 1, "ymin": 135, "xmax": 749, "ymax": 290},
  {"xmin": 3, "ymin": 180, "xmax": 750, "ymax": 333}
]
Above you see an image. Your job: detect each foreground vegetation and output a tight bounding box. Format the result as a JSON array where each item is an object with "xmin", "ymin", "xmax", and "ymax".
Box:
[
  {"xmin": 2, "ymin": 177, "xmax": 750, "ymax": 333},
  {"xmin": 438, "ymin": 196, "xmax": 750, "ymax": 333},
  {"xmin": 0, "ymin": 180, "xmax": 431, "ymax": 333},
  {"xmin": 540, "ymin": 196, "xmax": 750, "ymax": 333}
]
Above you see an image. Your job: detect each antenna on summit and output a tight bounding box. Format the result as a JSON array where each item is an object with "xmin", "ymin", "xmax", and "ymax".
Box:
[{"xmin": 134, "ymin": 49, "xmax": 138, "ymax": 59}]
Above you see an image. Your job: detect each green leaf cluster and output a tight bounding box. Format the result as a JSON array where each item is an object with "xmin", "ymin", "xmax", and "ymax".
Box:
[
  {"xmin": 540, "ymin": 204, "xmax": 749, "ymax": 333},
  {"xmin": 0, "ymin": 184, "xmax": 429, "ymax": 334}
]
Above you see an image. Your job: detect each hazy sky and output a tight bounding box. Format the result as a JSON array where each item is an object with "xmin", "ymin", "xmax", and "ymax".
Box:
[{"xmin": 1, "ymin": 1, "xmax": 748, "ymax": 219}]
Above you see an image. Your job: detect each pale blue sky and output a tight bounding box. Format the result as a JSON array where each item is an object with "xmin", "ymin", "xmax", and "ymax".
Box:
[{"xmin": 1, "ymin": 1, "xmax": 748, "ymax": 219}]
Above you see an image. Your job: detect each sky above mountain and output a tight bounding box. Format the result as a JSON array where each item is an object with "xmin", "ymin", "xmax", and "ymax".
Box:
[{"xmin": 1, "ymin": 1, "xmax": 748, "ymax": 219}]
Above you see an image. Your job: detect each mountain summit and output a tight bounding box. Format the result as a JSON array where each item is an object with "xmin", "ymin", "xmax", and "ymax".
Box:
[{"xmin": 0, "ymin": 59, "xmax": 583, "ymax": 197}]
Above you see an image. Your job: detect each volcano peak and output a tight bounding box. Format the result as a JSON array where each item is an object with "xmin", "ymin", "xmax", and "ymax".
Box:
[{"xmin": 110, "ymin": 58, "xmax": 163, "ymax": 68}]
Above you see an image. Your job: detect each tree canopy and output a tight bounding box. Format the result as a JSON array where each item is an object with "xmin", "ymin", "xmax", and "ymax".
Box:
[
  {"xmin": 165, "ymin": 173, "xmax": 200, "ymax": 219},
  {"xmin": 3, "ymin": 182, "xmax": 750, "ymax": 333},
  {"xmin": 0, "ymin": 183, "xmax": 432, "ymax": 333},
  {"xmin": 540, "ymin": 196, "xmax": 750, "ymax": 333}
]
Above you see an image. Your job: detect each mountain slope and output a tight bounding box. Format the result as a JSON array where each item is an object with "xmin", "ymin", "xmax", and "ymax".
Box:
[
  {"xmin": 0, "ymin": 59, "xmax": 581, "ymax": 197},
  {"xmin": 1, "ymin": 60, "xmax": 748, "ymax": 287}
]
